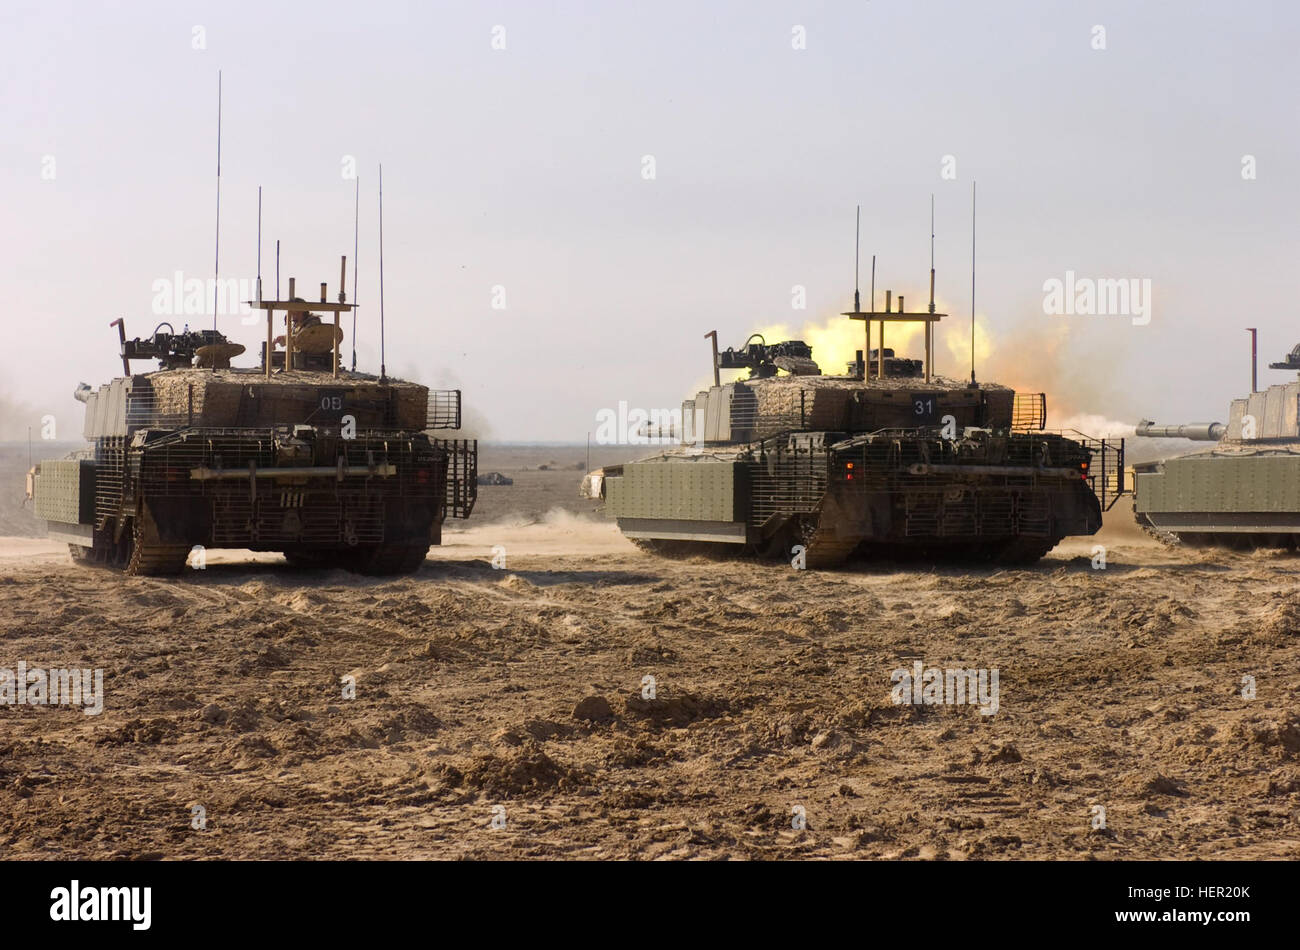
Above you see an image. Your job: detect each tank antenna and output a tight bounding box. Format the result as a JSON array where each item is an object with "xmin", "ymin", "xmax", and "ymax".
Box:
[
  {"xmin": 853, "ymin": 205, "xmax": 861, "ymax": 313},
  {"xmin": 212, "ymin": 70, "xmax": 222, "ymax": 341},
  {"xmin": 351, "ymin": 174, "xmax": 360, "ymax": 372},
  {"xmin": 969, "ymin": 181, "xmax": 977, "ymax": 385},
  {"xmin": 870, "ymin": 254, "xmax": 876, "ymax": 315},
  {"xmin": 929, "ymin": 194, "xmax": 936, "ymax": 378},
  {"xmin": 255, "ymin": 185, "xmax": 262, "ymax": 306},
  {"xmin": 865, "ymin": 253, "xmax": 875, "ymax": 378},
  {"xmin": 1247, "ymin": 327, "xmax": 1258, "ymax": 393},
  {"xmin": 378, "ymin": 163, "xmax": 387, "ymax": 383},
  {"xmin": 929, "ymin": 195, "xmax": 936, "ymax": 313}
]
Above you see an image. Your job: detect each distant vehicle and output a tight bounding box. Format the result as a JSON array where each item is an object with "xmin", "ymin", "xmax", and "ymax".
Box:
[
  {"xmin": 27, "ymin": 265, "xmax": 475, "ymax": 575},
  {"xmin": 1133, "ymin": 341, "xmax": 1300, "ymax": 548},
  {"xmin": 583, "ymin": 278, "xmax": 1124, "ymax": 568}
]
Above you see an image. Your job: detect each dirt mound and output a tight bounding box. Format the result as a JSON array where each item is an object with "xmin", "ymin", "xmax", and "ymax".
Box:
[
  {"xmin": 1262, "ymin": 595, "xmax": 1300, "ymax": 640},
  {"xmin": 623, "ymin": 692, "xmax": 728, "ymax": 727},
  {"xmin": 1235, "ymin": 715, "xmax": 1300, "ymax": 758},
  {"xmin": 457, "ymin": 745, "xmax": 584, "ymax": 797}
]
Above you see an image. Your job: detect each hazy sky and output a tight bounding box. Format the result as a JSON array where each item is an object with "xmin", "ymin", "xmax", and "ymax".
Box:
[{"xmin": 4, "ymin": 0, "xmax": 1297, "ymax": 441}]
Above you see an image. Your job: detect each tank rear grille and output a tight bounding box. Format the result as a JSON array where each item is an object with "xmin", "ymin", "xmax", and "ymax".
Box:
[
  {"xmin": 977, "ymin": 492, "xmax": 1016, "ymax": 533},
  {"xmin": 903, "ymin": 492, "xmax": 941, "ymax": 536},
  {"xmin": 209, "ymin": 491, "xmax": 389, "ymax": 545},
  {"xmin": 941, "ymin": 495, "xmax": 977, "ymax": 535},
  {"xmin": 135, "ymin": 431, "xmax": 445, "ymax": 545},
  {"xmin": 1016, "ymin": 491, "xmax": 1052, "ymax": 536},
  {"xmin": 904, "ymin": 488, "xmax": 1052, "ymax": 539}
]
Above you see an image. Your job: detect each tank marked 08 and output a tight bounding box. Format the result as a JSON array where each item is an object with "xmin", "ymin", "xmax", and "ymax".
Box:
[
  {"xmin": 26, "ymin": 260, "xmax": 476, "ymax": 575},
  {"xmin": 1132, "ymin": 342, "xmax": 1300, "ymax": 547},
  {"xmin": 583, "ymin": 281, "xmax": 1125, "ymax": 568}
]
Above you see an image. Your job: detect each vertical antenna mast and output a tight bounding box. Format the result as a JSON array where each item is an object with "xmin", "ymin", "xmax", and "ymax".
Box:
[
  {"xmin": 970, "ymin": 181, "xmax": 977, "ymax": 385},
  {"xmin": 869, "ymin": 254, "xmax": 876, "ymax": 377},
  {"xmin": 378, "ymin": 163, "xmax": 387, "ymax": 383},
  {"xmin": 855, "ymin": 206, "xmax": 864, "ymax": 376},
  {"xmin": 1247, "ymin": 327, "xmax": 1258, "ymax": 393},
  {"xmin": 928, "ymin": 195, "xmax": 936, "ymax": 381},
  {"xmin": 853, "ymin": 205, "xmax": 861, "ymax": 312},
  {"xmin": 212, "ymin": 70, "xmax": 222, "ymax": 339},
  {"xmin": 351, "ymin": 175, "xmax": 360, "ymax": 372},
  {"xmin": 255, "ymin": 186, "xmax": 262, "ymax": 305},
  {"xmin": 929, "ymin": 195, "xmax": 936, "ymax": 313}
]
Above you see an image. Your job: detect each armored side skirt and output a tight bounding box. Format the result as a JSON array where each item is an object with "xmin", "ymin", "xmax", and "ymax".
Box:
[
  {"xmin": 603, "ymin": 447, "xmax": 1102, "ymax": 556},
  {"xmin": 1135, "ymin": 454, "xmax": 1300, "ymax": 534},
  {"xmin": 31, "ymin": 459, "xmax": 97, "ymax": 546}
]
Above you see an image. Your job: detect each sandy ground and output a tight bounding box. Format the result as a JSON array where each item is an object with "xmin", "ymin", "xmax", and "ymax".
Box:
[{"xmin": 1, "ymin": 445, "xmax": 1298, "ymax": 859}]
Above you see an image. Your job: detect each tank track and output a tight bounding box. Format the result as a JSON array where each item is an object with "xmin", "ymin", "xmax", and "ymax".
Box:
[
  {"xmin": 800, "ymin": 528, "xmax": 859, "ymax": 569},
  {"xmin": 125, "ymin": 518, "xmax": 189, "ymax": 576},
  {"xmin": 69, "ymin": 520, "xmax": 188, "ymax": 575},
  {"xmin": 1133, "ymin": 504, "xmax": 1183, "ymax": 546}
]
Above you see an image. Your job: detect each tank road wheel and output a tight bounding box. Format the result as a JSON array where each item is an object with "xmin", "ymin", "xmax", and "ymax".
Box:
[
  {"xmin": 349, "ymin": 544, "xmax": 430, "ymax": 576},
  {"xmin": 124, "ymin": 518, "xmax": 189, "ymax": 576}
]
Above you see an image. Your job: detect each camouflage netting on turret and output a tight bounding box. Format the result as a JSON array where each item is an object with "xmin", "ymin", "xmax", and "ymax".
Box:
[
  {"xmin": 742, "ymin": 378, "xmax": 849, "ymax": 434},
  {"xmin": 739, "ymin": 374, "xmax": 1012, "ymax": 438},
  {"xmin": 145, "ymin": 369, "xmax": 429, "ymax": 430}
]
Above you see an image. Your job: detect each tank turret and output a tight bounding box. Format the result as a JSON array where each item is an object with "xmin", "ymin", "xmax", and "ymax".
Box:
[{"xmin": 1133, "ymin": 340, "xmax": 1300, "ymax": 547}]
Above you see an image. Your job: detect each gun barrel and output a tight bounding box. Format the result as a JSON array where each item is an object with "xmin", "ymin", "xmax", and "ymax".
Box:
[{"xmin": 1135, "ymin": 420, "xmax": 1224, "ymax": 441}]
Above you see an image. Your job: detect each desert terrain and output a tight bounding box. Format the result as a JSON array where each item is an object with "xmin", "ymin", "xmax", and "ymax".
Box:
[{"xmin": 1, "ymin": 443, "xmax": 1297, "ymax": 860}]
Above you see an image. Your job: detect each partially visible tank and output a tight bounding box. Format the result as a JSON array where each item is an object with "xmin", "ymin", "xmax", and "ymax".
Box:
[
  {"xmin": 26, "ymin": 263, "xmax": 476, "ymax": 575},
  {"xmin": 583, "ymin": 281, "xmax": 1125, "ymax": 568},
  {"xmin": 1132, "ymin": 343, "xmax": 1300, "ymax": 548}
]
